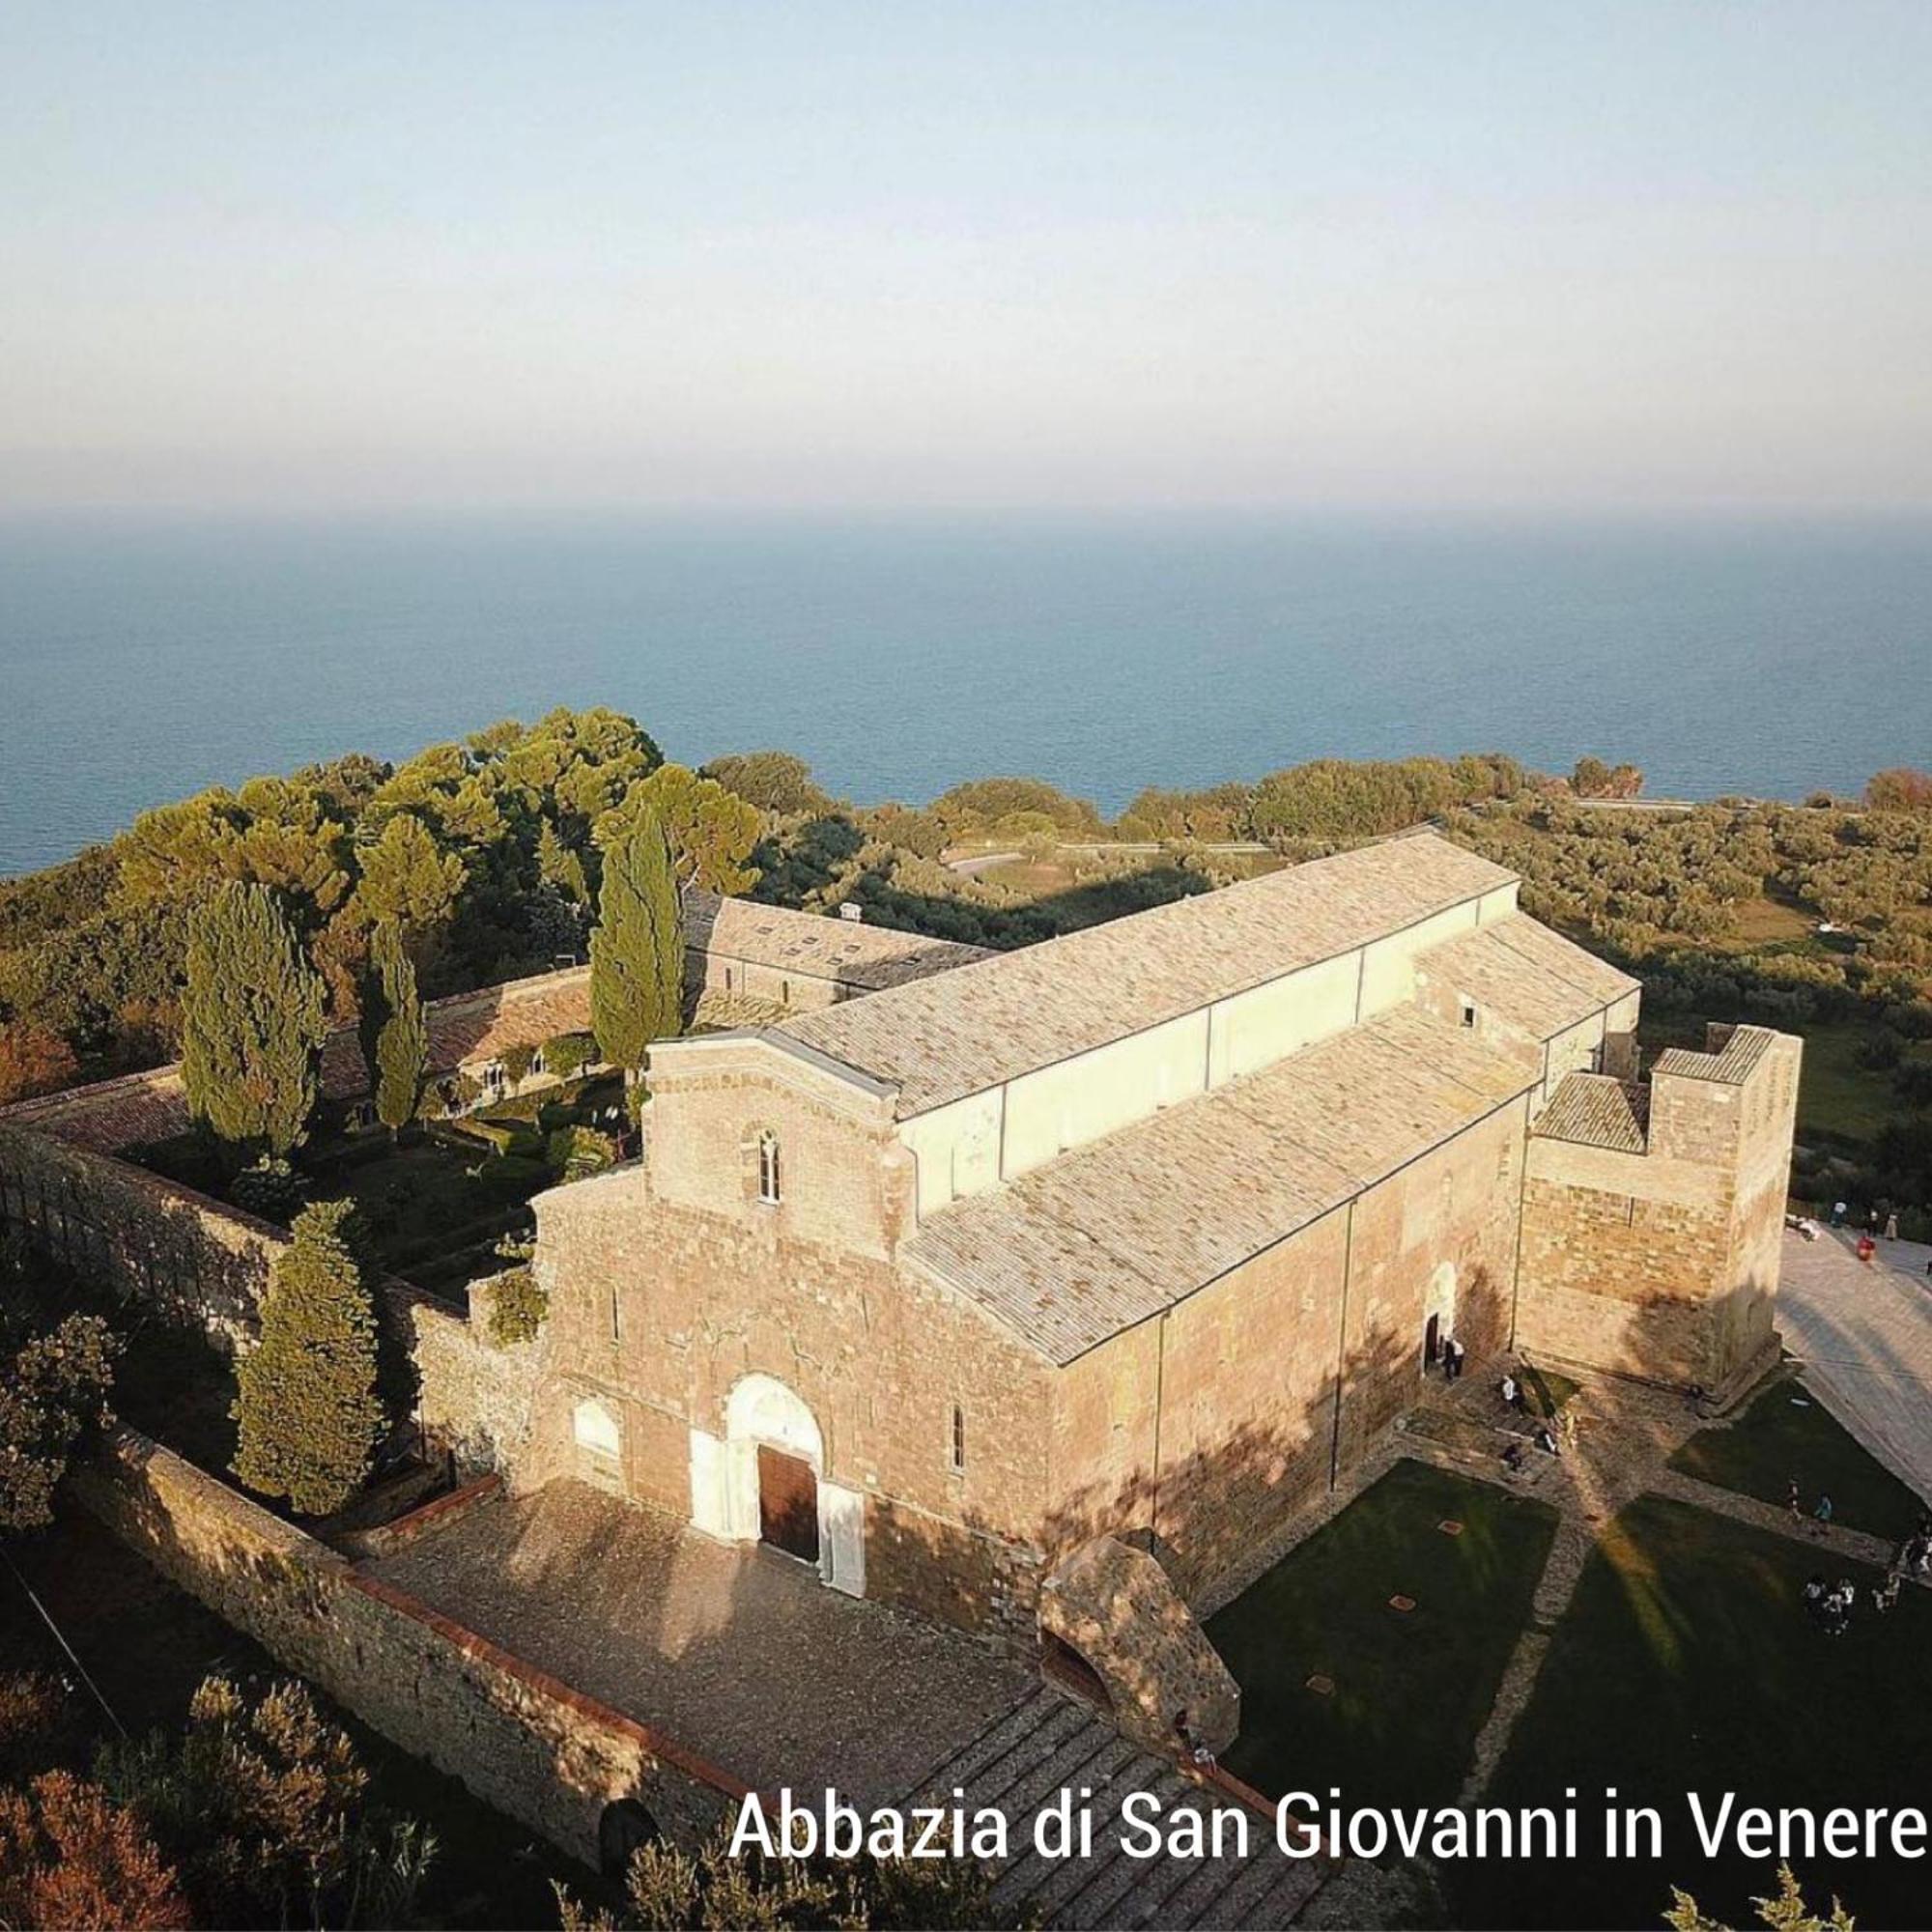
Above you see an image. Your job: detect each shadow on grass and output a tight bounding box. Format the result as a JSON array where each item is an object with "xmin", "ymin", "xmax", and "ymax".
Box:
[
  {"xmin": 1455, "ymin": 1493, "xmax": 1932, "ymax": 1932},
  {"xmin": 1204, "ymin": 1459, "xmax": 1560, "ymax": 1812}
]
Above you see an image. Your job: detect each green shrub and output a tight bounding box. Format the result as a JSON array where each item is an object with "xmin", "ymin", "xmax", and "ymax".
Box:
[
  {"xmin": 484, "ymin": 1268, "xmax": 548, "ymax": 1348},
  {"xmin": 546, "ymin": 1124, "xmax": 617, "ymax": 1182},
  {"xmin": 542, "ymin": 1031, "xmax": 596, "ymax": 1081},
  {"xmin": 500, "ymin": 1042, "xmax": 536, "ymax": 1086},
  {"xmin": 471, "ymin": 1154, "xmax": 550, "ymax": 1201}
]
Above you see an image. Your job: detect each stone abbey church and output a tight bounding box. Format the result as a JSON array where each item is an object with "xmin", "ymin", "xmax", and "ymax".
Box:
[{"xmin": 509, "ymin": 831, "xmax": 1802, "ymax": 1653}]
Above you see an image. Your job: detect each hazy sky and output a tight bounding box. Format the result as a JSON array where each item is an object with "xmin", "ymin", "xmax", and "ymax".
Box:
[{"xmin": 3, "ymin": 2, "xmax": 1929, "ymax": 515}]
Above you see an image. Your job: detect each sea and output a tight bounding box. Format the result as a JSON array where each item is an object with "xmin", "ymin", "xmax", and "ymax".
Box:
[{"xmin": 3, "ymin": 513, "xmax": 1929, "ymax": 878}]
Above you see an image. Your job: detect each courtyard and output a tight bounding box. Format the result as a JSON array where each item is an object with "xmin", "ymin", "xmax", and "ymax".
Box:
[
  {"xmin": 366, "ymin": 1478, "xmax": 1036, "ymax": 1805},
  {"xmin": 1207, "ymin": 1459, "xmax": 1560, "ymax": 1810},
  {"xmin": 128, "ymin": 1071, "xmax": 628, "ymax": 1294}
]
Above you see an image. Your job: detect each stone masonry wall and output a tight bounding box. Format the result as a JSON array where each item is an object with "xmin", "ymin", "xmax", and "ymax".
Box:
[
  {"xmin": 1516, "ymin": 1030, "xmax": 1801, "ymax": 1394},
  {"xmin": 525, "ymin": 1049, "xmax": 1058, "ymax": 1647},
  {"xmin": 1046, "ymin": 1094, "xmax": 1530, "ymax": 1605},
  {"xmin": 0, "ymin": 1119, "xmax": 282, "ymax": 1348},
  {"xmin": 73, "ymin": 1428, "xmax": 745, "ymax": 1864},
  {"xmin": 412, "ymin": 1291, "xmax": 544, "ymax": 1477}
]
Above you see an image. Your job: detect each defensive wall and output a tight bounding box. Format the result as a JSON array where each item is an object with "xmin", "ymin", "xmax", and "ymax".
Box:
[{"xmin": 73, "ymin": 1427, "xmax": 747, "ymax": 1866}]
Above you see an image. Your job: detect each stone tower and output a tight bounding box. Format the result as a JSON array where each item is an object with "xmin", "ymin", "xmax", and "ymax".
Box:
[{"xmin": 1515, "ymin": 1022, "xmax": 1802, "ymax": 1401}]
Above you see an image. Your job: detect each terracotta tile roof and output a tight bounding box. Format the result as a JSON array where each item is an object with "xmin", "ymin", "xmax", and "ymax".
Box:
[
  {"xmin": 2, "ymin": 968, "xmax": 599, "ymax": 1155},
  {"xmin": 1653, "ymin": 1024, "xmax": 1778, "ymax": 1086},
  {"xmin": 902, "ymin": 1005, "xmax": 1536, "ymax": 1363},
  {"xmin": 780, "ymin": 832, "xmax": 1519, "ymax": 1120},
  {"xmin": 684, "ymin": 891, "xmax": 991, "ymax": 992},
  {"xmin": 0, "ymin": 1066, "xmax": 192, "ymax": 1154},
  {"xmin": 318, "ymin": 967, "xmax": 594, "ymax": 1100},
  {"xmin": 1534, "ymin": 1073, "xmax": 1651, "ymax": 1153},
  {"xmin": 1420, "ymin": 919, "xmax": 1639, "ymax": 1041}
]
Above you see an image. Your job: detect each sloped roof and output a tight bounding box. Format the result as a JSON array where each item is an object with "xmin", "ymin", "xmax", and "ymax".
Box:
[
  {"xmin": 1535, "ymin": 1073, "xmax": 1651, "ymax": 1153},
  {"xmin": 1419, "ymin": 917, "xmax": 1640, "ymax": 1040},
  {"xmin": 902, "ymin": 1005, "xmax": 1535, "ymax": 1363},
  {"xmin": 780, "ymin": 833, "xmax": 1517, "ymax": 1120},
  {"xmin": 684, "ymin": 892, "xmax": 991, "ymax": 992},
  {"xmin": 1653, "ymin": 1025, "xmax": 1778, "ymax": 1086}
]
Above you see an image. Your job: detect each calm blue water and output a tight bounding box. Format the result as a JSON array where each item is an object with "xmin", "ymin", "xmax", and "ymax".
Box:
[{"xmin": 3, "ymin": 514, "xmax": 1929, "ymax": 877}]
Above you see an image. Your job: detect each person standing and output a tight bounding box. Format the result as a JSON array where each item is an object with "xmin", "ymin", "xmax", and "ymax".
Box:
[
  {"xmin": 1884, "ymin": 1210, "xmax": 1899, "ymax": 1241},
  {"xmin": 1814, "ymin": 1493, "xmax": 1834, "ymax": 1534},
  {"xmin": 1788, "ymin": 1477, "xmax": 1803, "ymax": 1522}
]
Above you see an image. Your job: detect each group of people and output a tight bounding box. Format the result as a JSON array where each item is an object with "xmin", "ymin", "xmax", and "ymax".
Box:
[
  {"xmin": 1827, "ymin": 1200, "xmax": 1932, "ymax": 1272},
  {"xmin": 1803, "ymin": 1574, "xmax": 1866, "ymax": 1636},
  {"xmin": 1497, "ymin": 1371, "xmax": 1568, "ymax": 1468},
  {"xmin": 1797, "ymin": 1511, "xmax": 1931, "ymax": 1634}
]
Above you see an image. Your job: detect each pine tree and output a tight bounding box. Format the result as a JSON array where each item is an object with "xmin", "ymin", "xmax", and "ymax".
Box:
[
  {"xmin": 589, "ymin": 808, "xmax": 683, "ymax": 1074},
  {"xmin": 181, "ymin": 881, "xmax": 327, "ymax": 1156},
  {"xmin": 357, "ymin": 922, "xmax": 427, "ymax": 1132},
  {"xmin": 232, "ymin": 1200, "xmax": 384, "ymax": 1516}
]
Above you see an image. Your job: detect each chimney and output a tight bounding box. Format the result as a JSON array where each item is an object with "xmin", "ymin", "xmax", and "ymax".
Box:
[{"xmin": 838, "ymin": 902, "xmax": 864, "ymax": 923}]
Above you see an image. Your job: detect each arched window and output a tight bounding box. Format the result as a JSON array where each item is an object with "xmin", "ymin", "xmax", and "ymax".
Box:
[{"xmin": 757, "ymin": 1130, "xmax": 781, "ymax": 1205}]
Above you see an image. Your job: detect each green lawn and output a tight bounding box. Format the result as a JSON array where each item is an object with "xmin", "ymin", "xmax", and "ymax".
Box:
[
  {"xmin": 1791, "ymin": 1019, "xmax": 1895, "ymax": 1146},
  {"xmin": 1669, "ymin": 1376, "xmax": 1925, "ymax": 1542},
  {"xmin": 1456, "ymin": 1494, "xmax": 1932, "ymax": 1932},
  {"xmin": 1206, "ymin": 1459, "xmax": 1560, "ymax": 1809}
]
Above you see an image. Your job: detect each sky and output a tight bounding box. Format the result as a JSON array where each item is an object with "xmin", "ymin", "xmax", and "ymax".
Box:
[{"xmin": 2, "ymin": 1, "xmax": 1929, "ymax": 517}]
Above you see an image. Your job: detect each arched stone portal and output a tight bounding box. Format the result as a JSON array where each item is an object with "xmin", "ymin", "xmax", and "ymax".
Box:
[
  {"xmin": 688, "ymin": 1375, "xmax": 867, "ymax": 1599},
  {"xmin": 726, "ymin": 1374, "xmax": 824, "ymax": 1566}
]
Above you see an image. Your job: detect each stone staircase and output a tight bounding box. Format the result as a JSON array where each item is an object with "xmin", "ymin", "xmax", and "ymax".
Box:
[{"xmin": 902, "ymin": 1682, "xmax": 1330, "ymax": 1928}]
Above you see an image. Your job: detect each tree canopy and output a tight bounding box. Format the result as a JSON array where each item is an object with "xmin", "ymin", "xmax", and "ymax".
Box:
[
  {"xmin": 231, "ymin": 1199, "xmax": 384, "ymax": 1516},
  {"xmin": 589, "ymin": 810, "xmax": 684, "ymax": 1073},
  {"xmin": 180, "ymin": 882, "xmax": 328, "ymax": 1156},
  {"xmin": 358, "ymin": 922, "xmax": 428, "ymax": 1131}
]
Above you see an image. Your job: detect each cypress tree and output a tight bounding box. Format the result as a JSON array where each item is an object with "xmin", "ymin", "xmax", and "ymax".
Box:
[
  {"xmin": 232, "ymin": 1200, "xmax": 384, "ymax": 1516},
  {"xmin": 181, "ymin": 881, "xmax": 327, "ymax": 1156},
  {"xmin": 589, "ymin": 808, "xmax": 683, "ymax": 1074},
  {"xmin": 357, "ymin": 922, "xmax": 427, "ymax": 1132}
]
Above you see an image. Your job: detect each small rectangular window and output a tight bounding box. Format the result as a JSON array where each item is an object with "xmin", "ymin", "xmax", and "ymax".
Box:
[
  {"xmin": 610, "ymin": 1287, "xmax": 622, "ymax": 1345},
  {"xmin": 1460, "ymin": 1000, "xmax": 1479, "ymax": 1031},
  {"xmin": 949, "ymin": 1404, "xmax": 966, "ymax": 1474}
]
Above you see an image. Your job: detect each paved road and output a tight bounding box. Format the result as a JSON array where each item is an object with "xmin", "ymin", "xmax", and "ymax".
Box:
[{"xmin": 1778, "ymin": 1226, "xmax": 1932, "ymax": 1503}]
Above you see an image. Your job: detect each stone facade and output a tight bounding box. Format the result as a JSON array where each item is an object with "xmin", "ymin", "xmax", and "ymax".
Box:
[{"xmin": 512, "ymin": 834, "xmax": 1801, "ymax": 1672}]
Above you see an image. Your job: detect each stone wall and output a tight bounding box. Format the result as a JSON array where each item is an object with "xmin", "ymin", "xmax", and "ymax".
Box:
[
  {"xmin": 412, "ymin": 1281, "xmax": 543, "ymax": 1476},
  {"xmin": 74, "ymin": 1428, "xmax": 746, "ymax": 1864},
  {"xmin": 1038, "ymin": 1536, "xmax": 1239, "ymax": 1756},
  {"xmin": 0, "ymin": 1118, "xmax": 283, "ymax": 1348},
  {"xmin": 1045, "ymin": 1093, "xmax": 1528, "ymax": 1605},
  {"xmin": 1515, "ymin": 1027, "xmax": 1801, "ymax": 1396}
]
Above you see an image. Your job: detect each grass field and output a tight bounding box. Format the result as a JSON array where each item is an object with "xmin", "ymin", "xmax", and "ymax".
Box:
[
  {"xmin": 1669, "ymin": 1375, "xmax": 1925, "ymax": 1542},
  {"xmin": 1454, "ymin": 1494, "xmax": 1932, "ymax": 1932},
  {"xmin": 1206, "ymin": 1460, "xmax": 1560, "ymax": 1810}
]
